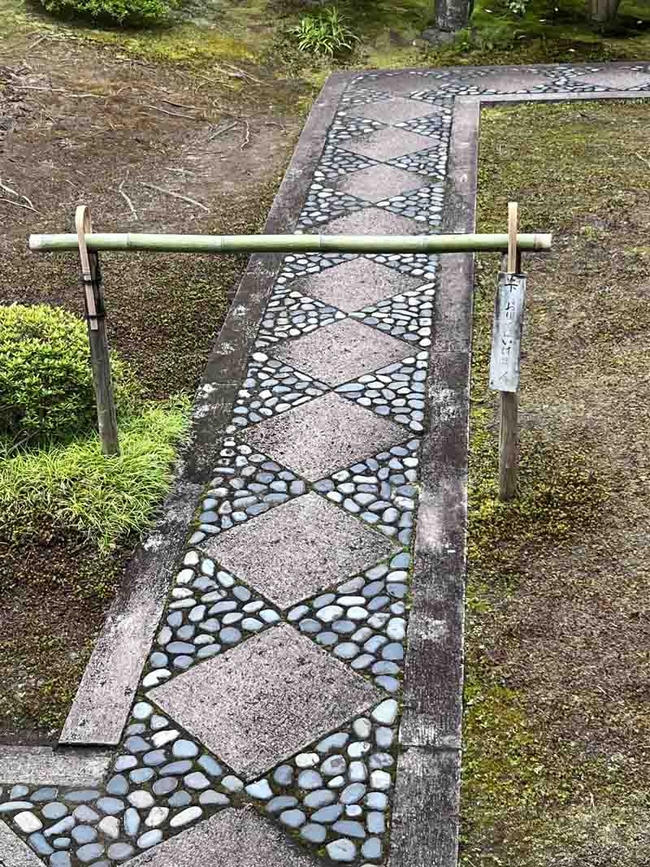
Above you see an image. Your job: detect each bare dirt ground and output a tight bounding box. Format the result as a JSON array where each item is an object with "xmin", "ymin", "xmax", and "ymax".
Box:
[{"xmin": 0, "ymin": 33, "xmax": 304, "ymax": 742}]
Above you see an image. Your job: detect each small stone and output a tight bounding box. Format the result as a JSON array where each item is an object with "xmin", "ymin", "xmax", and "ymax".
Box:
[
  {"xmin": 198, "ymin": 755, "xmax": 223, "ymax": 777},
  {"xmin": 199, "ymin": 790, "xmax": 230, "ymax": 806},
  {"xmin": 76, "ymin": 843, "xmax": 105, "ymax": 863},
  {"xmin": 321, "ymin": 755, "xmax": 347, "ymax": 776},
  {"xmin": 71, "ymin": 825, "xmax": 97, "ymax": 844},
  {"xmin": 332, "ymin": 819, "xmax": 366, "ymax": 838},
  {"xmin": 326, "ymin": 839, "xmax": 357, "ymax": 862},
  {"xmin": 300, "ymin": 823, "xmax": 327, "ymax": 843},
  {"xmin": 317, "ymin": 732, "xmax": 349, "ymax": 753},
  {"xmin": 340, "ymin": 783, "xmax": 366, "ymax": 804},
  {"xmin": 304, "ymin": 789, "xmax": 335, "ymax": 809},
  {"xmin": 127, "ymin": 791, "xmax": 154, "ymax": 810},
  {"xmin": 267, "ymin": 796, "xmax": 298, "ymax": 814},
  {"xmin": 173, "ymin": 739, "xmax": 199, "ymax": 759},
  {"xmin": 245, "ymin": 780, "xmax": 273, "ymax": 800},
  {"xmin": 222, "ymin": 775, "xmax": 244, "ymax": 793},
  {"xmin": 43, "ymin": 803, "xmax": 68, "ymax": 821},
  {"xmin": 14, "ymin": 812, "xmax": 42, "ymax": 833},
  {"xmin": 295, "ymin": 752, "xmax": 319, "ymax": 769},
  {"xmin": 96, "ymin": 798, "xmax": 124, "ymax": 815},
  {"xmin": 353, "ymin": 718, "xmax": 372, "ymax": 739},
  {"xmin": 298, "ymin": 770, "xmax": 323, "ymax": 790},
  {"xmin": 280, "ymin": 809, "xmax": 306, "ymax": 828},
  {"xmin": 107, "ymin": 842, "xmax": 135, "ymax": 860},
  {"xmin": 371, "ymin": 699, "xmax": 398, "ymax": 725},
  {"xmin": 311, "ymin": 804, "xmax": 343, "ymax": 824},
  {"xmin": 170, "ymin": 806, "xmax": 203, "ymax": 828},
  {"xmin": 273, "ymin": 765, "xmax": 293, "ymax": 786},
  {"xmin": 137, "ymin": 830, "xmax": 163, "ymax": 849},
  {"xmin": 370, "ymin": 770, "xmax": 392, "ymax": 790},
  {"xmin": 99, "ymin": 816, "xmax": 120, "ymax": 839},
  {"xmin": 124, "ymin": 807, "xmax": 141, "ymax": 836},
  {"xmin": 184, "ymin": 772, "xmax": 210, "ymax": 790}
]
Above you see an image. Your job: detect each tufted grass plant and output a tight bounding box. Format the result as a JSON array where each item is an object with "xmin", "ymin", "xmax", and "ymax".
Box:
[{"xmin": 0, "ymin": 397, "xmax": 190, "ymax": 552}]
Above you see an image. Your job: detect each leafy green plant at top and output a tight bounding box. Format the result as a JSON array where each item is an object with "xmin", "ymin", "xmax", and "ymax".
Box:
[
  {"xmin": 291, "ymin": 6, "xmax": 359, "ymax": 58},
  {"xmin": 0, "ymin": 304, "xmax": 137, "ymax": 449},
  {"xmin": 39, "ymin": 0, "xmax": 177, "ymax": 27}
]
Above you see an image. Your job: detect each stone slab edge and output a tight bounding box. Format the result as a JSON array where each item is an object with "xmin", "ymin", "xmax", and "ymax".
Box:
[
  {"xmin": 389, "ymin": 78, "xmax": 650, "ymax": 867},
  {"xmin": 0, "ymin": 745, "xmax": 112, "ymax": 786},
  {"xmin": 0, "ymin": 820, "xmax": 44, "ymax": 867},
  {"xmin": 59, "ymin": 71, "xmax": 354, "ymax": 749}
]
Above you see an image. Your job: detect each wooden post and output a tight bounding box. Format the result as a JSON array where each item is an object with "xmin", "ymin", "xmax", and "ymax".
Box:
[
  {"xmin": 495, "ymin": 202, "xmax": 522, "ymax": 501},
  {"xmin": 76, "ymin": 205, "xmax": 120, "ymax": 457}
]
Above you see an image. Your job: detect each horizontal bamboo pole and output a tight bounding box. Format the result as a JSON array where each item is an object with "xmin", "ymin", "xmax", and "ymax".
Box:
[{"xmin": 29, "ymin": 232, "xmax": 552, "ymax": 255}]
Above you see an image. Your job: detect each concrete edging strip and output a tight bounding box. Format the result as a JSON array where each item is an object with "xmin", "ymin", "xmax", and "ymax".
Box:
[
  {"xmin": 0, "ymin": 745, "xmax": 112, "ymax": 786},
  {"xmin": 59, "ymin": 71, "xmax": 354, "ymax": 748}
]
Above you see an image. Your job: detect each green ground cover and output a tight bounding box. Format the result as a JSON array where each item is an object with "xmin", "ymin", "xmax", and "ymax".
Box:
[{"xmin": 462, "ymin": 100, "xmax": 650, "ymax": 866}]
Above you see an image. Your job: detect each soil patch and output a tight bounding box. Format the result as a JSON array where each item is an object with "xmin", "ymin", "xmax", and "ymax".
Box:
[
  {"xmin": 0, "ymin": 32, "xmax": 304, "ymax": 741},
  {"xmin": 462, "ymin": 100, "xmax": 650, "ymax": 866}
]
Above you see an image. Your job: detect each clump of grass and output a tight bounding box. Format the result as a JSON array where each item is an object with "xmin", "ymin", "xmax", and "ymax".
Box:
[
  {"xmin": 0, "ymin": 397, "xmax": 190, "ymax": 552},
  {"xmin": 291, "ymin": 6, "xmax": 358, "ymax": 57}
]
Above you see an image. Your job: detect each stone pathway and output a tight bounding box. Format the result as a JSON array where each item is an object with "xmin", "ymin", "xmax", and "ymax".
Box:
[{"xmin": 2, "ymin": 62, "xmax": 650, "ymax": 867}]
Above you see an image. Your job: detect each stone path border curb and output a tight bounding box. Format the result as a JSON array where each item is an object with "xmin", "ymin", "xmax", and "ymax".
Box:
[
  {"xmin": 59, "ymin": 73, "xmax": 352, "ymax": 748},
  {"xmin": 385, "ymin": 72, "xmax": 650, "ymax": 867}
]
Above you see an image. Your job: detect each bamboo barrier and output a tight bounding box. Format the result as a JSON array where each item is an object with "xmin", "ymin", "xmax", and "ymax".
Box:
[{"xmin": 29, "ymin": 231, "xmax": 552, "ymax": 255}]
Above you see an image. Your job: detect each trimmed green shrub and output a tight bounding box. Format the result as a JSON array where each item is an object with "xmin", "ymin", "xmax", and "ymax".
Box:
[
  {"xmin": 40, "ymin": 0, "xmax": 175, "ymax": 27},
  {"xmin": 0, "ymin": 304, "xmax": 136, "ymax": 448}
]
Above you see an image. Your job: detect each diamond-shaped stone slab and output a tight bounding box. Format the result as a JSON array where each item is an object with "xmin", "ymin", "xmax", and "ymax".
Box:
[
  {"xmin": 340, "ymin": 127, "xmax": 434, "ymax": 163},
  {"xmin": 334, "ymin": 163, "xmax": 423, "ymax": 204},
  {"xmin": 202, "ymin": 491, "xmax": 395, "ymax": 607},
  {"xmin": 321, "ymin": 207, "xmax": 423, "ymax": 238},
  {"xmin": 271, "ymin": 318, "xmax": 411, "ymax": 387},
  {"xmin": 292, "ymin": 257, "xmax": 423, "ymax": 314},
  {"xmin": 127, "ymin": 807, "xmax": 318, "ymax": 867},
  {"xmin": 349, "ymin": 96, "xmax": 436, "ymax": 124},
  {"xmin": 148, "ymin": 625, "xmax": 383, "ymax": 780},
  {"xmin": 240, "ymin": 392, "xmax": 409, "ymax": 481}
]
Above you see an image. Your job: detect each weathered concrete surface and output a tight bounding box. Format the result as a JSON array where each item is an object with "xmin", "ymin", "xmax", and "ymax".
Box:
[
  {"xmin": 243, "ymin": 393, "xmax": 408, "ymax": 481},
  {"xmin": 148, "ymin": 625, "xmax": 382, "ymax": 780},
  {"xmin": 0, "ymin": 746, "xmax": 112, "ymax": 786},
  {"xmin": 0, "ymin": 821, "xmax": 45, "ymax": 867},
  {"xmin": 293, "ymin": 257, "xmax": 422, "ymax": 312},
  {"xmin": 352, "ymin": 97, "xmax": 434, "ymax": 124},
  {"xmin": 128, "ymin": 807, "xmax": 318, "ymax": 866},
  {"xmin": 388, "ymin": 748, "xmax": 460, "ymax": 867},
  {"xmin": 273, "ymin": 318, "xmax": 411, "ymax": 386},
  {"xmin": 341, "ymin": 127, "xmax": 433, "ymax": 162},
  {"xmin": 204, "ymin": 492, "xmax": 394, "ymax": 609},
  {"xmin": 322, "ymin": 208, "xmax": 423, "ymax": 237},
  {"xmin": 334, "ymin": 164, "xmax": 423, "ymax": 204}
]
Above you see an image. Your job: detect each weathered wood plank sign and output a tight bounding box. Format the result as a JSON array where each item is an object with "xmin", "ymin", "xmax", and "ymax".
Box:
[{"xmin": 489, "ymin": 272, "xmax": 527, "ymax": 393}]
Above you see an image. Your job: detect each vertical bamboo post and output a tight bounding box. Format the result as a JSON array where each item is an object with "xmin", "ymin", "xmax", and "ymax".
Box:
[
  {"xmin": 76, "ymin": 205, "xmax": 120, "ymax": 457},
  {"xmin": 498, "ymin": 202, "xmax": 519, "ymax": 501}
]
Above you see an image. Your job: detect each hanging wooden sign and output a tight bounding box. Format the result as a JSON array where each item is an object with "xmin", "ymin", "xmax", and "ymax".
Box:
[{"xmin": 489, "ymin": 271, "xmax": 527, "ymax": 393}]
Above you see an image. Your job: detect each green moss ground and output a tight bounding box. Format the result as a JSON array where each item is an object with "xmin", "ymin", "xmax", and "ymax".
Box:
[
  {"xmin": 462, "ymin": 101, "xmax": 650, "ymax": 865},
  {"xmin": 2, "ymin": 0, "xmax": 650, "ymax": 80}
]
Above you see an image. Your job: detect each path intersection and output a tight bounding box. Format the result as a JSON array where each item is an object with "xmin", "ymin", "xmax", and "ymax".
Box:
[{"xmin": 1, "ymin": 62, "xmax": 649, "ymax": 867}]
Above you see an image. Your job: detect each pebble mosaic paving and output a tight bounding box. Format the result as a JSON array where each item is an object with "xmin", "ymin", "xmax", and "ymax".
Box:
[{"xmin": 3, "ymin": 62, "xmax": 650, "ymax": 867}]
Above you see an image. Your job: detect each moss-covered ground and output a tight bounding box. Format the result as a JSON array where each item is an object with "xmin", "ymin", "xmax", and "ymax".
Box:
[{"xmin": 462, "ymin": 100, "xmax": 650, "ymax": 866}]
